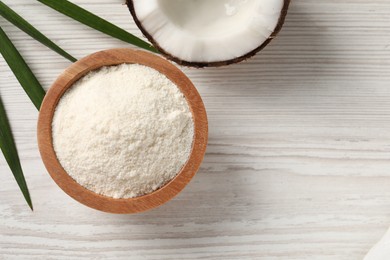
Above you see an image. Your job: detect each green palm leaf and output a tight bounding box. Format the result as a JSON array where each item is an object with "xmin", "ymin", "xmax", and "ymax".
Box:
[
  {"xmin": 38, "ymin": 0, "xmax": 157, "ymax": 53},
  {"xmin": 0, "ymin": 95, "xmax": 33, "ymax": 210},
  {"xmin": 0, "ymin": 1, "xmax": 76, "ymax": 62},
  {"xmin": 0, "ymin": 26, "xmax": 46, "ymax": 110}
]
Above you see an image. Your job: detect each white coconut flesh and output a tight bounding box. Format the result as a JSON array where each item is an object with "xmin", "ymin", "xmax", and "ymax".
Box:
[{"xmin": 131, "ymin": 0, "xmax": 285, "ymax": 64}]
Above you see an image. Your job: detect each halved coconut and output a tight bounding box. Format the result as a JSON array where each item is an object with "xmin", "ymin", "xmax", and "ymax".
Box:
[{"xmin": 127, "ymin": 0, "xmax": 290, "ymax": 67}]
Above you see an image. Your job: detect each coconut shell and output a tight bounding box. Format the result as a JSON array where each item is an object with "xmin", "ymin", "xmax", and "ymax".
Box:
[{"xmin": 126, "ymin": 0, "xmax": 290, "ymax": 68}]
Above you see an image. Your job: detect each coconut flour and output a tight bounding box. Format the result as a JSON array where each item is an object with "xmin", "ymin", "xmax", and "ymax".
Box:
[{"xmin": 52, "ymin": 64, "xmax": 194, "ymax": 198}]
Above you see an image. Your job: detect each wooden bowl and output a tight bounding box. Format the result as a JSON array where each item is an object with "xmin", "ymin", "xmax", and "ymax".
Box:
[{"xmin": 37, "ymin": 48, "xmax": 208, "ymax": 214}]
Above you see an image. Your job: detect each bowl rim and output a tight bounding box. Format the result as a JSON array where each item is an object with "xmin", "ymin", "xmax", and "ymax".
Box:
[{"xmin": 37, "ymin": 48, "xmax": 208, "ymax": 214}]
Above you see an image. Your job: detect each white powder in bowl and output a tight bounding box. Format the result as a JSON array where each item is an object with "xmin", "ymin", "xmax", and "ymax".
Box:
[{"xmin": 52, "ymin": 64, "xmax": 194, "ymax": 198}]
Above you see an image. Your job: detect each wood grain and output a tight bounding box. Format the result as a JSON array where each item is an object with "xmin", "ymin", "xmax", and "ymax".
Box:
[
  {"xmin": 1, "ymin": 0, "xmax": 390, "ymax": 259},
  {"xmin": 37, "ymin": 48, "xmax": 208, "ymax": 214}
]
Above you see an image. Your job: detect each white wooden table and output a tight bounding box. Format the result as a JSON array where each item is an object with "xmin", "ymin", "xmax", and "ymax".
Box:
[{"xmin": 1, "ymin": 1, "xmax": 390, "ymax": 259}]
